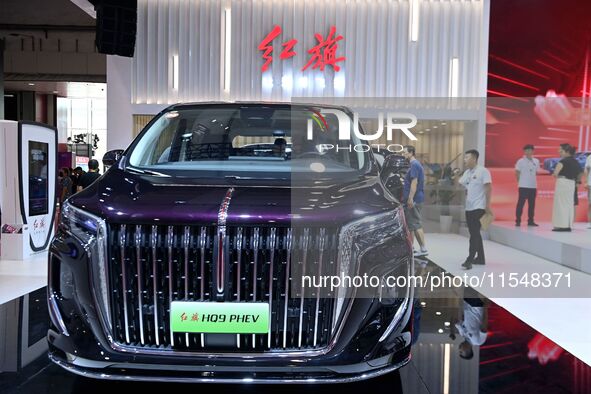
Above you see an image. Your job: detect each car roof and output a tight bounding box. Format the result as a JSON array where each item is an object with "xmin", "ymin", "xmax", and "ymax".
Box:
[{"xmin": 165, "ymin": 101, "xmax": 352, "ymax": 113}]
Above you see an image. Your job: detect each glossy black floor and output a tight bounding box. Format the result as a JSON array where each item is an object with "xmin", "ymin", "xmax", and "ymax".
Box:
[{"xmin": 1, "ymin": 259, "xmax": 590, "ymax": 394}]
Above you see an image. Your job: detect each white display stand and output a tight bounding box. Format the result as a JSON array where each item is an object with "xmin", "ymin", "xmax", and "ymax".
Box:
[{"xmin": 0, "ymin": 121, "xmax": 57, "ymax": 260}]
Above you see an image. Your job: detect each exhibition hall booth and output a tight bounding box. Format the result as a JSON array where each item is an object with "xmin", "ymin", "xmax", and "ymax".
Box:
[
  {"xmin": 1, "ymin": 0, "xmax": 590, "ymax": 392},
  {"xmin": 0, "ymin": 120, "xmax": 57, "ymax": 372}
]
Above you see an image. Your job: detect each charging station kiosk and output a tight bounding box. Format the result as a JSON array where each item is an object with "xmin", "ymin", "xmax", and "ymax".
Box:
[{"xmin": 0, "ymin": 120, "xmax": 57, "ymax": 260}]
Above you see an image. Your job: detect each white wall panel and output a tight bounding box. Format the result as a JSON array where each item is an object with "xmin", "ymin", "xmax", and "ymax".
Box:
[{"xmin": 131, "ymin": 0, "xmax": 488, "ymax": 104}]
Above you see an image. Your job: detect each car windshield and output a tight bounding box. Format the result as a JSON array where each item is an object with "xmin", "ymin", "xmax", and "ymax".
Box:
[{"xmin": 127, "ymin": 104, "xmax": 367, "ymax": 177}]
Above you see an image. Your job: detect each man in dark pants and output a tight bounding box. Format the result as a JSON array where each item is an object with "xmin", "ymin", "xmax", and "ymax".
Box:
[
  {"xmin": 458, "ymin": 150, "xmax": 492, "ymax": 270},
  {"xmin": 515, "ymin": 144, "xmax": 539, "ymax": 226}
]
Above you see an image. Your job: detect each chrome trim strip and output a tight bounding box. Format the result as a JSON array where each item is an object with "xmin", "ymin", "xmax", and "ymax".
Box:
[
  {"xmin": 378, "ymin": 257, "xmax": 414, "ymax": 342},
  {"xmin": 216, "ymin": 187, "xmax": 234, "ymax": 295},
  {"xmin": 151, "ymin": 184, "xmax": 332, "ymax": 189},
  {"xmin": 236, "ymin": 227, "xmax": 243, "ymax": 349},
  {"xmin": 135, "ymin": 225, "xmax": 145, "ymax": 345},
  {"xmin": 199, "ymin": 226, "xmax": 206, "ymax": 348},
  {"xmin": 183, "ymin": 226, "xmax": 190, "ymax": 299},
  {"xmin": 236, "ymin": 227, "xmax": 243, "ymax": 302},
  {"xmin": 49, "ymin": 352, "xmax": 410, "ymax": 384},
  {"xmin": 251, "ymin": 226, "xmax": 260, "ymax": 348},
  {"xmin": 151, "ymin": 225, "xmax": 160, "ymax": 346},
  {"xmin": 199, "ymin": 226, "xmax": 206, "ymax": 300},
  {"xmin": 96, "ymin": 217, "xmax": 112, "ymax": 331},
  {"xmin": 167, "ymin": 225, "xmax": 174, "ymax": 347},
  {"xmin": 267, "ymin": 227, "xmax": 277, "ymax": 349},
  {"xmin": 282, "ymin": 228, "xmax": 292, "ymax": 349},
  {"xmin": 48, "ymin": 294, "xmax": 69, "ymax": 337},
  {"xmin": 183, "ymin": 225, "xmax": 190, "ymax": 347},
  {"xmin": 119, "ymin": 224, "xmax": 130, "ymax": 344},
  {"xmin": 313, "ymin": 228, "xmax": 326, "ymax": 347},
  {"xmin": 216, "ymin": 230, "xmax": 225, "ymax": 294},
  {"xmin": 298, "ymin": 228, "xmax": 310, "ymax": 349}
]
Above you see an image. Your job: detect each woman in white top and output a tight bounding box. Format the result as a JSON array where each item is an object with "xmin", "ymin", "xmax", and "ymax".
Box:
[
  {"xmin": 552, "ymin": 144, "xmax": 582, "ymax": 231},
  {"xmin": 585, "ymin": 154, "xmax": 591, "ymax": 229}
]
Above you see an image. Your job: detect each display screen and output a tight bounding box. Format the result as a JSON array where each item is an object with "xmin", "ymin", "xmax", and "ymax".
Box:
[{"xmin": 28, "ymin": 141, "xmax": 49, "ymax": 216}]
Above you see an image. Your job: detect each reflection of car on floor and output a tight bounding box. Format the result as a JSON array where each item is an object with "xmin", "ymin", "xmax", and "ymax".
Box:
[
  {"xmin": 47, "ymin": 102, "xmax": 414, "ymax": 383},
  {"xmin": 543, "ymin": 151, "xmax": 590, "ymax": 174}
]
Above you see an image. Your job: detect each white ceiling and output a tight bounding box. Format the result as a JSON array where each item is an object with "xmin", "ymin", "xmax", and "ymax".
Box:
[{"xmin": 3, "ymin": 81, "xmax": 106, "ymax": 98}]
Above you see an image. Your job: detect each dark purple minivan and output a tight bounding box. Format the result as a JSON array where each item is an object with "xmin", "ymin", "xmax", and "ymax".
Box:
[{"xmin": 47, "ymin": 102, "xmax": 413, "ymax": 383}]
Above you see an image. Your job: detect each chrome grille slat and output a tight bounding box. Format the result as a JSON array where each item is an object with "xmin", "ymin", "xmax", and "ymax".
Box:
[
  {"xmin": 167, "ymin": 226, "xmax": 175, "ymax": 347},
  {"xmin": 236, "ymin": 227, "xmax": 243, "ymax": 349},
  {"xmin": 298, "ymin": 228, "xmax": 310, "ymax": 349},
  {"xmin": 283, "ymin": 228, "xmax": 292, "ymax": 349},
  {"xmin": 251, "ymin": 227, "xmax": 260, "ymax": 348},
  {"xmin": 183, "ymin": 226, "xmax": 190, "ymax": 347},
  {"xmin": 108, "ymin": 224, "xmax": 338, "ymax": 353},
  {"xmin": 151, "ymin": 225, "xmax": 160, "ymax": 346},
  {"xmin": 199, "ymin": 226, "xmax": 206, "ymax": 348},
  {"xmin": 313, "ymin": 228, "xmax": 326, "ymax": 347},
  {"xmin": 119, "ymin": 224, "xmax": 131, "ymax": 344},
  {"xmin": 267, "ymin": 227, "xmax": 277, "ymax": 349},
  {"xmin": 135, "ymin": 225, "xmax": 145, "ymax": 345}
]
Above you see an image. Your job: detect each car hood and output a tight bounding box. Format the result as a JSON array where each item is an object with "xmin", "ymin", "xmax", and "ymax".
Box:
[{"xmin": 70, "ymin": 168, "xmax": 399, "ymax": 227}]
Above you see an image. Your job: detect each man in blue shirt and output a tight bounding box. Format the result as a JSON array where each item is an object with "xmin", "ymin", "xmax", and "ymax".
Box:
[{"xmin": 402, "ymin": 145, "xmax": 428, "ymax": 257}]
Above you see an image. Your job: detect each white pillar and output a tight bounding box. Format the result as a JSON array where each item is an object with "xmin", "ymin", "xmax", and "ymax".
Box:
[{"xmin": 107, "ymin": 55, "xmax": 134, "ymax": 151}]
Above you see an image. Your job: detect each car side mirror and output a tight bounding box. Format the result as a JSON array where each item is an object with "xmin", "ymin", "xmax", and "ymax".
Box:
[
  {"xmin": 380, "ymin": 154, "xmax": 409, "ymax": 200},
  {"xmin": 102, "ymin": 149, "xmax": 124, "ymax": 168}
]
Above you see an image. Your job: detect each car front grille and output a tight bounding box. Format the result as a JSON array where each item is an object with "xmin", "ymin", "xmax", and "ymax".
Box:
[{"xmin": 106, "ymin": 223, "xmax": 340, "ymax": 353}]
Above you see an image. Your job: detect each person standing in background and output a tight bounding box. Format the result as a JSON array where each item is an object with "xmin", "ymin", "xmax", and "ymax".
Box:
[
  {"xmin": 71, "ymin": 167, "xmax": 84, "ymax": 194},
  {"xmin": 515, "ymin": 144, "xmax": 539, "ymax": 227},
  {"xmin": 583, "ymin": 153, "xmax": 591, "ymax": 229},
  {"xmin": 402, "ymin": 145, "xmax": 428, "ymax": 257},
  {"xmin": 77, "ymin": 159, "xmax": 101, "ymax": 191},
  {"xmin": 59, "ymin": 167, "xmax": 73, "ymax": 204},
  {"xmin": 552, "ymin": 144, "xmax": 581, "ymax": 231},
  {"xmin": 458, "ymin": 149, "xmax": 492, "ymax": 270},
  {"xmin": 552, "ymin": 143, "xmax": 581, "ymax": 232}
]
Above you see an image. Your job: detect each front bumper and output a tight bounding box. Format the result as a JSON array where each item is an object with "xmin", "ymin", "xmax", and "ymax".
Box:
[{"xmin": 48, "ymin": 348, "xmax": 410, "ymax": 384}]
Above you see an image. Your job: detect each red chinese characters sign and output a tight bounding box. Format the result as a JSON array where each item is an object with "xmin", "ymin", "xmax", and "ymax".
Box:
[{"xmin": 258, "ymin": 25, "xmax": 345, "ymax": 72}]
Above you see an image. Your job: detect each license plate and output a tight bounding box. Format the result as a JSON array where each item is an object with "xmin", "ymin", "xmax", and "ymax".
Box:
[{"xmin": 170, "ymin": 301, "xmax": 269, "ymax": 334}]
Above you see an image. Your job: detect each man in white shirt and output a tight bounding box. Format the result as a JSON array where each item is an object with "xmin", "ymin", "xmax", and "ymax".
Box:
[
  {"xmin": 515, "ymin": 144, "xmax": 540, "ymax": 227},
  {"xmin": 585, "ymin": 154, "xmax": 591, "ymax": 229},
  {"xmin": 457, "ymin": 149, "xmax": 492, "ymax": 270},
  {"xmin": 451, "ymin": 289, "xmax": 488, "ymax": 360}
]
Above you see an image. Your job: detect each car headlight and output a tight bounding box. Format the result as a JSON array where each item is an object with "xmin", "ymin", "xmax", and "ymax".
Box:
[
  {"xmin": 61, "ymin": 200, "xmax": 100, "ymax": 245},
  {"xmin": 60, "ymin": 201, "xmax": 111, "ymax": 329},
  {"xmin": 333, "ymin": 207, "xmax": 412, "ymax": 333}
]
